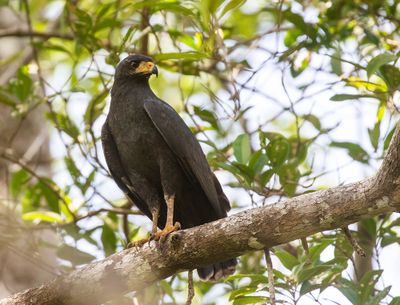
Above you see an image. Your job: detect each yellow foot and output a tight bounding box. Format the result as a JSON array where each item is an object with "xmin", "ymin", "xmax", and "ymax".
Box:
[
  {"xmin": 126, "ymin": 238, "xmax": 149, "ymax": 249},
  {"xmin": 152, "ymin": 222, "xmax": 181, "ymax": 242}
]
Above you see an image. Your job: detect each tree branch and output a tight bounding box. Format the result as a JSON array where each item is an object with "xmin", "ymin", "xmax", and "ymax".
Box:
[
  {"xmin": 0, "ymin": 28, "xmax": 74, "ymax": 40},
  {"xmin": 1, "ymin": 124, "xmax": 400, "ymax": 305}
]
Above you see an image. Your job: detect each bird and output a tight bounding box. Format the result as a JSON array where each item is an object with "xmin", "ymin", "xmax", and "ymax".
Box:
[{"xmin": 101, "ymin": 54, "xmax": 237, "ymax": 281}]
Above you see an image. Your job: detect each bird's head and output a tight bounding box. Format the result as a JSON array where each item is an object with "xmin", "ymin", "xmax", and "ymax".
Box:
[{"xmin": 115, "ymin": 54, "xmax": 158, "ymax": 80}]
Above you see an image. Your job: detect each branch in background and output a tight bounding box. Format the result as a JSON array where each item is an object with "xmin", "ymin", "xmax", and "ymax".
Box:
[
  {"xmin": 342, "ymin": 226, "xmax": 366, "ymax": 257},
  {"xmin": 264, "ymin": 248, "xmax": 276, "ymax": 305},
  {"xmin": 0, "ymin": 28, "xmax": 74, "ymax": 40},
  {"xmin": 354, "ymin": 221, "xmax": 375, "ymax": 281},
  {"xmin": 185, "ymin": 270, "xmax": 194, "ymax": 305},
  {"xmin": 300, "ymin": 237, "xmax": 309, "ymax": 255},
  {"xmin": 139, "ymin": 6, "xmax": 150, "ymax": 55},
  {"xmin": 1, "ymin": 123, "xmax": 399, "ymax": 305},
  {"xmin": 0, "ymin": 11, "xmax": 63, "ymax": 85}
]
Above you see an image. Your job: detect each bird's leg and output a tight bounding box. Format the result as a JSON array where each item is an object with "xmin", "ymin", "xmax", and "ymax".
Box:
[
  {"xmin": 153, "ymin": 194, "xmax": 180, "ymax": 241},
  {"xmin": 148, "ymin": 208, "xmax": 160, "ymax": 243},
  {"xmin": 151, "ymin": 208, "xmax": 159, "ymax": 235},
  {"xmin": 165, "ymin": 194, "xmax": 175, "ymax": 229}
]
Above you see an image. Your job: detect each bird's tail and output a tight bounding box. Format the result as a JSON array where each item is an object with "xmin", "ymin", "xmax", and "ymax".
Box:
[{"xmin": 197, "ymin": 258, "xmax": 237, "ymax": 281}]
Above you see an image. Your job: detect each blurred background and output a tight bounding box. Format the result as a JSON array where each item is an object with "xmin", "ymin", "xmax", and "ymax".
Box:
[{"xmin": 0, "ymin": 0, "xmax": 399, "ymax": 304}]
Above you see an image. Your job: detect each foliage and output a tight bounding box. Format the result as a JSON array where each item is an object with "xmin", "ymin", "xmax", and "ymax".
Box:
[{"xmin": 0, "ymin": 0, "xmax": 400, "ymax": 304}]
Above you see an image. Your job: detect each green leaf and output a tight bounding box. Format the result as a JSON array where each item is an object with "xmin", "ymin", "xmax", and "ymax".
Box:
[
  {"xmin": 101, "ymin": 223, "xmax": 117, "ymax": 256},
  {"xmin": 296, "ymin": 265, "xmax": 331, "ymax": 283},
  {"xmin": 364, "ymin": 29, "xmax": 380, "ymax": 46},
  {"xmin": 160, "ymin": 280, "xmax": 175, "ymax": 299},
  {"xmin": 337, "ymin": 278, "xmax": 359, "ymax": 305},
  {"xmin": 248, "ymin": 151, "xmax": 268, "ymax": 175},
  {"xmin": 331, "ymin": 50, "xmax": 343, "ymax": 76},
  {"xmin": 225, "ymin": 273, "xmax": 268, "ymax": 283},
  {"xmin": 153, "ymin": 52, "xmax": 207, "ymax": 61},
  {"xmin": 368, "ymin": 122, "xmax": 380, "ymax": 151},
  {"xmin": 377, "ymin": 65, "xmax": 400, "ymax": 91},
  {"xmin": 217, "ymin": 161, "xmax": 241, "ymax": 176},
  {"xmin": 65, "ymin": 156, "xmax": 81, "ymax": 179},
  {"xmin": 266, "ymin": 138, "xmax": 290, "ymax": 167},
  {"xmin": 220, "ymin": 0, "xmax": 246, "ymax": 18},
  {"xmin": 84, "ymin": 90, "xmax": 108, "ymax": 127},
  {"xmin": 57, "ymin": 244, "xmax": 96, "ymax": 265},
  {"xmin": 49, "ymin": 112, "xmax": 80, "ymax": 140},
  {"xmin": 259, "ymin": 169, "xmax": 273, "ymax": 186},
  {"xmin": 229, "ymin": 286, "xmax": 257, "ymax": 301},
  {"xmin": 389, "ymin": 297, "xmax": 400, "ymax": 305},
  {"xmin": 0, "ymin": 88, "xmax": 19, "ymax": 107},
  {"xmin": 330, "ymin": 141, "xmax": 369, "ymax": 164},
  {"xmin": 38, "ymin": 179, "xmax": 60, "ymax": 213},
  {"xmin": 366, "ymin": 53, "xmax": 397, "ymax": 78},
  {"xmin": 330, "ymin": 94, "xmax": 377, "ymax": 101},
  {"xmin": 290, "ymin": 55, "xmax": 310, "ymax": 77},
  {"xmin": 300, "ymin": 281, "xmax": 320, "ymax": 296},
  {"xmin": 381, "ymin": 235, "xmax": 400, "ymax": 247},
  {"xmin": 8, "ymin": 66, "xmax": 33, "ymax": 101},
  {"xmin": 232, "ymin": 296, "xmax": 269, "ymax": 305},
  {"xmin": 277, "ymin": 164, "xmax": 300, "ymax": 196},
  {"xmin": 365, "ymin": 286, "xmax": 391, "ymax": 305},
  {"xmin": 274, "ymin": 248, "xmax": 299, "ymax": 270},
  {"xmin": 283, "ymin": 11, "xmax": 317, "ymax": 40},
  {"xmin": 359, "ymin": 270, "xmax": 383, "ymax": 305},
  {"xmin": 303, "ymin": 114, "xmax": 322, "ymax": 131},
  {"xmin": 284, "ymin": 28, "xmax": 302, "ymax": 47},
  {"xmin": 309, "ymin": 240, "xmax": 333, "ymax": 261},
  {"xmin": 22, "ymin": 187, "xmax": 39, "ymax": 213},
  {"xmin": 22, "ymin": 211, "xmax": 63, "ymax": 223},
  {"xmin": 233, "ymin": 134, "xmax": 251, "ymax": 164},
  {"xmin": 9, "ymin": 169, "xmax": 30, "ymax": 198},
  {"xmin": 360, "ymin": 218, "xmax": 376, "ymax": 239},
  {"xmin": 232, "ymin": 162, "xmax": 254, "ymax": 185},
  {"xmin": 132, "ymin": 0, "xmax": 196, "ymax": 16},
  {"xmin": 200, "ymin": 0, "xmax": 225, "ymax": 17},
  {"xmin": 384, "ymin": 125, "xmax": 396, "ymax": 150},
  {"xmin": 82, "ymin": 170, "xmax": 96, "ymax": 194},
  {"xmin": 193, "ymin": 106, "xmax": 219, "ymax": 130}
]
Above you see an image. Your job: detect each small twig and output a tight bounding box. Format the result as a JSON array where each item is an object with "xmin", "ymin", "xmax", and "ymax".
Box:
[
  {"xmin": 122, "ymin": 214, "xmax": 130, "ymax": 244},
  {"xmin": 185, "ymin": 270, "xmax": 195, "ymax": 305},
  {"xmin": 0, "ymin": 150, "xmax": 76, "ymax": 220},
  {"xmin": 301, "ymin": 237, "xmax": 309, "ymax": 255},
  {"xmin": 22, "ymin": 0, "xmax": 45, "ymax": 95},
  {"xmin": 342, "ymin": 226, "xmax": 366, "ymax": 257},
  {"xmin": 264, "ymin": 248, "xmax": 276, "ymax": 305}
]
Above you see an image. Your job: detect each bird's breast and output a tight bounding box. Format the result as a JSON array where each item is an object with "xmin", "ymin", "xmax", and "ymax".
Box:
[{"xmin": 107, "ymin": 100, "xmax": 167, "ymax": 184}]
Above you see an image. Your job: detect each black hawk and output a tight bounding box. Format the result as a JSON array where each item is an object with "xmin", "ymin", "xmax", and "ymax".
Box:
[{"xmin": 101, "ymin": 54, "xmax": 237, "ymax": 280}]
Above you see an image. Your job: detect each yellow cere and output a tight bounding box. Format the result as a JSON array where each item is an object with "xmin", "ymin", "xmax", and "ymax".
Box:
[{"xmin": 136, "ymin": 61, "xmax": 155, "ymax": 74}]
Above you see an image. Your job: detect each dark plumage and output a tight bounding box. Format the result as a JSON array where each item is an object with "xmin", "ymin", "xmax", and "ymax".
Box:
[{"xmin": 101, "ymin": 54, "xmax": 236, "ymax": 280}]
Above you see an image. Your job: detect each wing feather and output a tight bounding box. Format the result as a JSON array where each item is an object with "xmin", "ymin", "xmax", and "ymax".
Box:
[
  {"xmin": 101, "ymin": 121, "xmax": 151, "ymax": 218},
  {"xmin": 143, "ymin": 99, "xmax": 226, "ymax": 215}
]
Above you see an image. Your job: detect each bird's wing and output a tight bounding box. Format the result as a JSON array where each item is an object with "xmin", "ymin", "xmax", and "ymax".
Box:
[
  {"xmin": 144, "ymin": 98, "xmax": 227, "ymax": 215},
  {"xmin": 101, "ymin": 120, "xmax": 152, "ymax": 218}
]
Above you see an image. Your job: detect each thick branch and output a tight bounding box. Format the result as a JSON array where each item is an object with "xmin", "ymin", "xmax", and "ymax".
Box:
[{"xmin": 1, "ymin": 124, "xmax": 400, "ymax": 305}]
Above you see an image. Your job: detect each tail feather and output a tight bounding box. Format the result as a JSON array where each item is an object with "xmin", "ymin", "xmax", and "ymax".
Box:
[{"xmin": 197, "ymin": 258, "xmax": 237, "ymax": 281}]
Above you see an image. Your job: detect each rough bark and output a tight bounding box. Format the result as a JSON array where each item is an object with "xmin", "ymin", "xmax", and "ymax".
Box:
[{"xmin": 0, "ymin": 122, "xmax": 399, "ymax": 305}]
